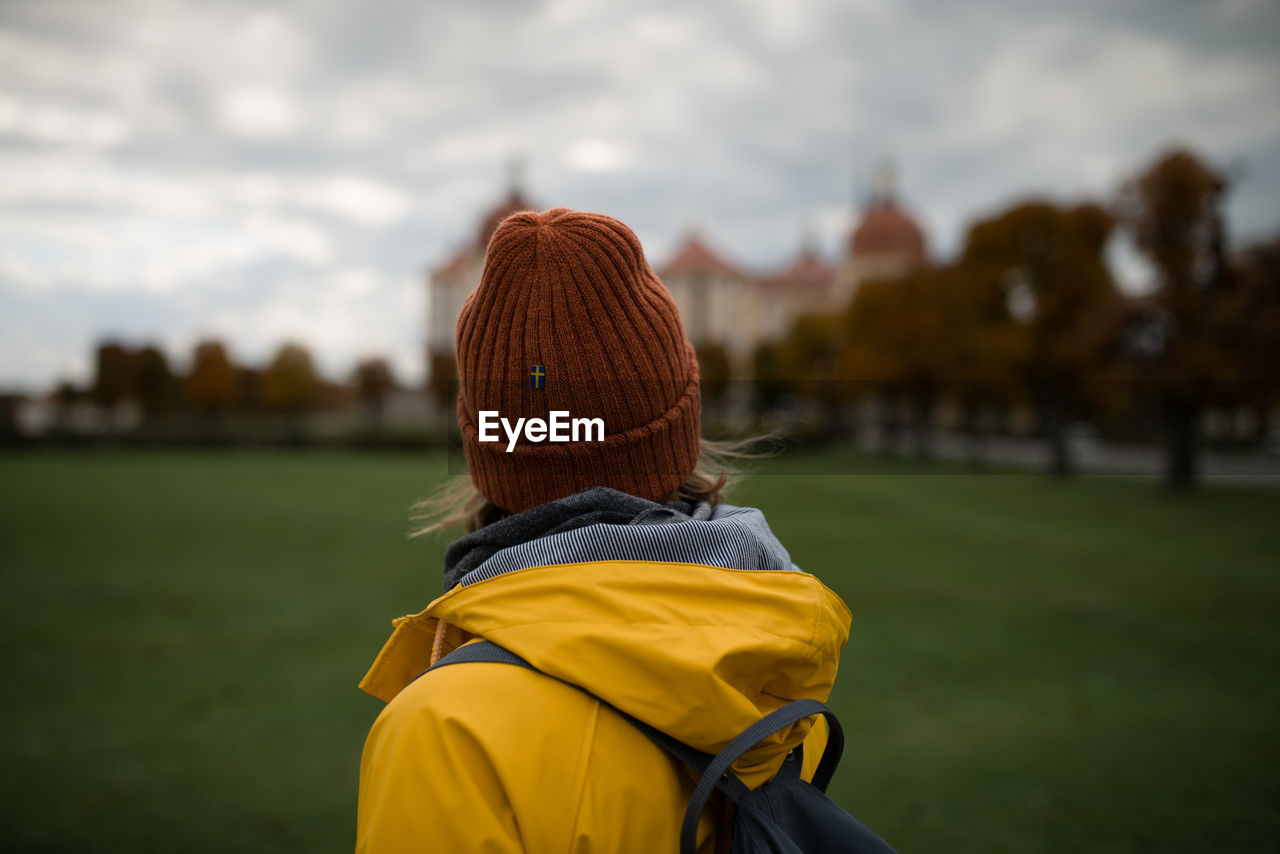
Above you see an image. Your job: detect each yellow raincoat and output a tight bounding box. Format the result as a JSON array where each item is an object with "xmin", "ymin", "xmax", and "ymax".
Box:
[{"xmin": 357, "ymin": 555, "xmax": 851, "ymax": 853}]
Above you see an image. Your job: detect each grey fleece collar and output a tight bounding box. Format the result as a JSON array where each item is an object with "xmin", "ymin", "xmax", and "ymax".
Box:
[{"xmin": 448, "ymin": 487, "xmax": 799, "ymax": 590}]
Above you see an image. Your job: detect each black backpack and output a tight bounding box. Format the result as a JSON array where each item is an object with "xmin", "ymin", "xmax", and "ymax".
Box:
[{"xmin": 427, "ymin": 641, "xmax": 896, "ymax": 854}]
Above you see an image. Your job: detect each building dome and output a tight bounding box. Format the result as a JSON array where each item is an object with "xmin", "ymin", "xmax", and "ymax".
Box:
[
  {"xmin": 476, "ymin": 190, "xmax": 535, "ymax": 249},
  {"xmin": 848, "ymin": 159, "xmax": 927, "ymax": 267},
  {"xmin": 475, "ymin": 156, "xmax": 536, "ymax": 248},
  {"xmin": 849, "ymin": 204, "xmax": 926, "ymax": 265}
]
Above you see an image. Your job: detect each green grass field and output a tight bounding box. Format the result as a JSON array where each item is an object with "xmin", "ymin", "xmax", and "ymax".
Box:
[{"xmin": 1, "ymin": 450, "xmax": 1277, "ymax": 852}]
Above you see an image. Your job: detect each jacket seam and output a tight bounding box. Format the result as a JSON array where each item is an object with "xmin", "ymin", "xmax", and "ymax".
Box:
[
  {"xmin": 807, "ymin": 575, "xmax": 823, "ymax": 664},
  {"xmin": 563, "ymin": 698, "xmax": 601, "ymax": 853}
]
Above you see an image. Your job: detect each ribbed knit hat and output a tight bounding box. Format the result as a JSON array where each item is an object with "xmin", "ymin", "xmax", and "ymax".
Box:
[{"xmin": 455, "ymin": 208, "xmax": 701, "ymax": 514}]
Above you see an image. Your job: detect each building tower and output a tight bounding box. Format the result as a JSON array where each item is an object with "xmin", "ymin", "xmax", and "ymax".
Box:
[
  {"xmin": 424, "ymin": 160, "xmax": 535, "ymax": 396},
  {"xmin": 833, "ymin": 159, "xmax": 928, "ymax": 307}
]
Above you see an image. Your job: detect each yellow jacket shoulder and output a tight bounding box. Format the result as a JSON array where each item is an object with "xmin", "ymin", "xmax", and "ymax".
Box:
[{"xmin": 356, "ymin": 660, "xmax": 705, "ymax": 853}]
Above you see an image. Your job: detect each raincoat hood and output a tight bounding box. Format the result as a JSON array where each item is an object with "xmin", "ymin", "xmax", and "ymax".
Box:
[{"xmin": 360, "ymin": 492, "xmax": 852, "ymax": 778}]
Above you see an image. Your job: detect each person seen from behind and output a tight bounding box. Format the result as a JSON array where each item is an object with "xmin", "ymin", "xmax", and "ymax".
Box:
[{"xmin": 356, "ymin": 208, "xmax": 858, "ymax": 852}]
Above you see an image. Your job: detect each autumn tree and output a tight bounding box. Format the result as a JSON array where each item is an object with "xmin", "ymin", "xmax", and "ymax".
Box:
[
  {"xmin": 1224, "ymin": 238, "xmax": 1280, "ymax": 440},
  {"xmin": 696, "ymin": 343, "xmax": 733, "ymax": 425},
  {"xmin": 136, "ymin": 345, "xmax": 176, "ymax": 416},
  {"xmin": 427, "ymin": 352, "xmax": 457, "ymax": 411},
  {"xmin": 0, "ymin": 393, "xmax": 20, "ymax": 443},
  {"xmin": 778, "ymin": 312, "xmax": 846, "ymax": 441},
  {"xmin": 1118, "ymin": 148, "xmax": 1230, "ymax": 489},
  {"xmin": 236, "ymin": 367, "xmax": 262, "ymax": 412},
  {"xmin": 186, "ymin": 340, "xmax": 238, "ymax": 420},
  {"xmin": 750, "ymin": 343, "xmax": 788, "ymax": 416},
  {"xmin": 958, "ymin": 201, "xmax": 1122, "ymax": 476},
  {"xmin": 261, "ymin": 342, "xmax": 320, "ymax": 413},
  {"xmin": 938, "ymin": 252, "xmax": 1024, "ymax": 463},
  {"xmin": 838, "ymin": 280, "xmax": 902, "ymax": 451},
  {"xmin": 91, "ymin": 341, "xmax": 138, "ymax": 410},
  {"xmin": 353, "ymin": 357, "xmax": 398, "ymax": 424},
  {"xmin": 840, "ymin": 270, "xmax": 951, "ymax": 456}
]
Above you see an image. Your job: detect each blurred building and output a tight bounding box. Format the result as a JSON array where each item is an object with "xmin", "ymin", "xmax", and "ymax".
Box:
[
  {"xmin": 657, "ymin": 231, "xmax": 835, "ymax": 366},
  {"xmin": 659, "ymin": 232, "xmax": 759, "ymax": 360},
  {"xmin": 833, "ymin": 161, "xmax": 929, "ymax": 306},
  {"xmin": 425, "ymin": 184, "xmax": 535, "ymax": 363},
  {"xmin": 423, "ymin": 162, "xmax": 927, "ymax": 381}
]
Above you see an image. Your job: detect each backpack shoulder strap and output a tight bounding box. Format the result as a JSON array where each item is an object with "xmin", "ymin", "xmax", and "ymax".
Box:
[
  {"xmin": 428, "ymin": 639, "xmax": 530, "ymax": 670},
  {"xmin": 679, "ymin": 699, "xmax": 845, "ymax": 854}
]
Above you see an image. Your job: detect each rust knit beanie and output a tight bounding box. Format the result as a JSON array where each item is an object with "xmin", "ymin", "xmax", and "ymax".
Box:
[{"xmin": 455, "ymin": 207, "xmax": 701, "ymax": 514}]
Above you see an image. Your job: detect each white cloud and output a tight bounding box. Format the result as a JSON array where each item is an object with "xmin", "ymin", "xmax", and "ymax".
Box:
[
  {"xmin": 0, "ymin": 92, "xmax": 131, "ymax": 147},
  {"xmin": 242, "ymin": 213, "xmax": 335, "ymax": 267},
  {"xmin": 203, "ymin": 267, "xmax": 419, "ymax": 381},
  {"xmin": 333, "ymin": 266, "xmax": 380, "ymax": 299},
  {"xmin": 0, "ymin": 153, "xmax": 219, "ymax": 218},
  {"xmin": 565, "ymin": 138, "xmax": 634, "ymax": 172},
  {"xmin": 0, "ymin": 154, "xmax": 404, "ymax": 276},
  {"xmin": 216, "ymin": 85, "xmax": 305, "ymax": 139},
  {"xmin": 299, "ymin": 174, "xmax": 413, "ymax": 227},
  {"xmin": 321, "ymin": 77, "xmax": 427, "ymax": 146},
  {"xmin": 0, "ymin": 209, "xmax": 333, "ymax": 294},
  {"xmin": 237, "ymin": 9, "xmax": 312, "ymax": 71},
  {"xmin": 942, "ymin": 25, "xmax": 1280, "ymax": 181}
]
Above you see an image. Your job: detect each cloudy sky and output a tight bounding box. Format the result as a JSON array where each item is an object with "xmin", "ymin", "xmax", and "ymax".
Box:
[{"xmin": 1, "ymin": 0, "xmax": 1277, "ymax": 391}]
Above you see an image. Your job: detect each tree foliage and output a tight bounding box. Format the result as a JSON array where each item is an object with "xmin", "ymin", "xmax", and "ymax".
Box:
[
  {"xmin": 1224, "ymin": 238, "xmax": 1280, "ymax": 433},
  {"xmin": 91, "ymin": 342, "xmax": 137, "ymax": 409},
  {"xmin": 750, "ymin": 343, "xmax": 788, "ymax": 415},
  {"xmin": 961, "ymin": 202, "xmax": 1120, "ymax": 387},
  {"xmin": 777, "ymin": 198, "xmax": 1125, "ymax": 468},
  {"xmin": 185, "ymin": 340, "xmax": 238, "ymax": 415},
  {"xmin": 958, "ymin": 201, "xmax": 1122, "ymax": 473},
  {"xmin": 428, "ymin": 353, "xmax": 457, "ymax": 410},
  {"xmin": 261, "ymin": 343, "xmax": 320, "ymax": 412},
  {"xmin": 1118, "ymin": 148, "xmax": 1231, "ymax": 487},
  {"xmin": 353, "ymin": 357, "xmax": 398, "ymax": 421},
  {"xmin": 695, "ymin": 342, "xmax": 733, "ymax": 420},
  {"xmin": 136, "ymin": 346, "xmax": 176, "ymax": 415}
]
